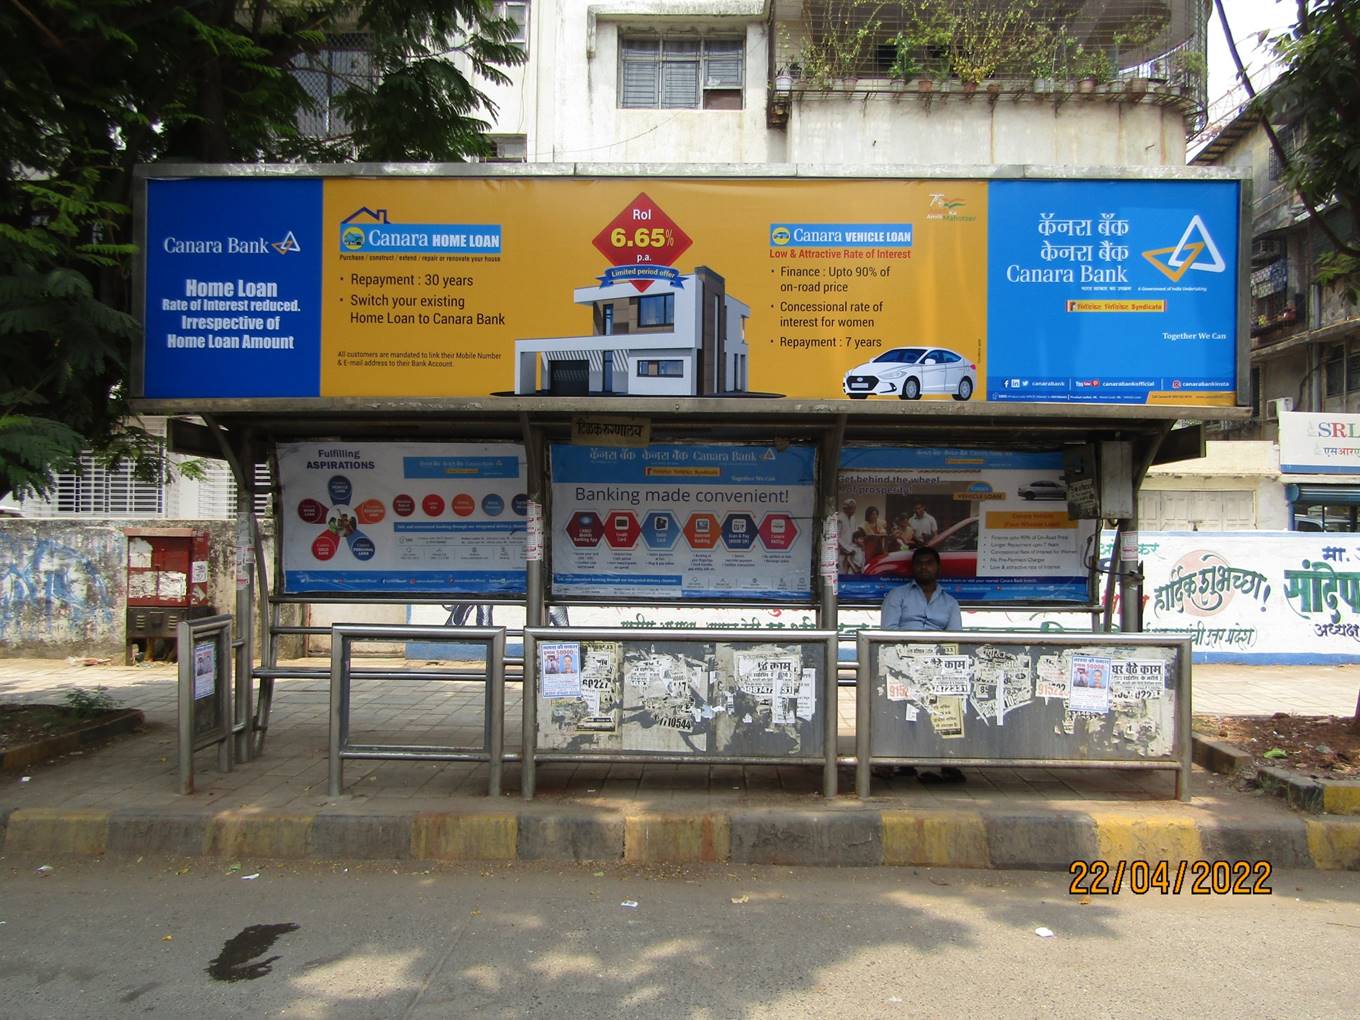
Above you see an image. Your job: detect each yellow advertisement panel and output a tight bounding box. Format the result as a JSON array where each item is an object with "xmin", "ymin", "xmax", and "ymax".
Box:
[{"xmin": 319, "ymin": 179, "xmax": 987, "ymax": 399}]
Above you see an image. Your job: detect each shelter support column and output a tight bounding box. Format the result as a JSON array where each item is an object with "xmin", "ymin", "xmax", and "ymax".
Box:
[
  {"xmin": 1119, "ymin": 428, "xmax": 1172, "ymax": 634},
  {"xmin": 206, "ymin": 415, "xmax": 257, "ymax": 762},
  {"xmin": 818, "ymin": 417, "xmax": 845, "ymax": 797},
  {"xmin": 522, "ymin": 413, "xmax": 546, "ymax": 631},
  {"xmin": 1117, "ymin": 513, "xmax": 1141, "ymax": 634},
  {"xmin": 521, "ymin": 414, "xmax": 546, "ymax": 799}
]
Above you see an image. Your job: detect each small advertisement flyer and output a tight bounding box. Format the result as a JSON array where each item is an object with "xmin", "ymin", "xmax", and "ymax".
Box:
[
  {"xmin": 277, "ymin": 441, "xmax": 527, "ymax": 594},
  {"xmin": 193, "ymin": 640, "xmax": 216, "ymax": 700},
  {"xmin": 540, "ymin": 642, "xmax": 583, "ymax": 699},
  {"xmin": 1068, "ymin": 654, "xmax": 1112, "ymax": 714},
  {"xmin": 837, "ymin": 446, "xmax": 1096, "ymax": 604},
  {"xmin": 550, "ymin": 442, "xmax": 815, "ymax": 600}
]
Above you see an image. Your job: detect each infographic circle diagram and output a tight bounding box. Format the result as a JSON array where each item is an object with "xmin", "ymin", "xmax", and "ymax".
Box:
[{"xmin": 297, "ymin": 474, "xmax": 387, "ymax": 561}]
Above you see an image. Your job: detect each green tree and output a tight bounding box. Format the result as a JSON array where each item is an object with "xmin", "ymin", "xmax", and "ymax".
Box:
[
  {"xmin": 1224, "ymin": 1, "xmax": 1360, "ymax": 294},
  {"xmin": 0, "ymin": 0, "xmax": 525, "ymax": 497}
]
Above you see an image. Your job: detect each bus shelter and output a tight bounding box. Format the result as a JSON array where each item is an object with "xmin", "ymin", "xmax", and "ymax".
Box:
[{"xmin": 132, "ymin": 163, "xmax": 1249, "ymax": 796}]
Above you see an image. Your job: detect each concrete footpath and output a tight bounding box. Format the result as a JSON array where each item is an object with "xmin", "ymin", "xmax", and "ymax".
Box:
[{"xmin": 2, "ymin": 658, "xmax": 1359, "ymax": 870}]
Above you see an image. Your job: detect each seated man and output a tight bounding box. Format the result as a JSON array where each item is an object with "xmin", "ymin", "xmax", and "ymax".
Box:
[{"xmin": 880, "ymin": 546, "xmax": 966, "ymax": 783}]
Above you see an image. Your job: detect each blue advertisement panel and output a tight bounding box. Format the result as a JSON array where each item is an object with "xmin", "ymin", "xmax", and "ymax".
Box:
[
  {"xmin": 276, "ymin": 442, "xmax": 526, "ymax": 594},
  {"xmin": 837, "ymin": 447, "xmax": 1097, "ymax": 604},
  {"xmin": 551, "ymin": 443, "xmax": 816, "ymax": 600},
  {"xmin": 986, "ymin": 179, "xmax": 1239, "ymax": 404},
  {"xmin": 144, "ymin": 178, "xmax": 323, "ymax": 397}
]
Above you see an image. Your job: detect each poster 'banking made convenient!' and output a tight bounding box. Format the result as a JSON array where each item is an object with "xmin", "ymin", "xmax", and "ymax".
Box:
[{"xmin": 141, "ymin": 173, "xmax": 1241, "ymax": 406}]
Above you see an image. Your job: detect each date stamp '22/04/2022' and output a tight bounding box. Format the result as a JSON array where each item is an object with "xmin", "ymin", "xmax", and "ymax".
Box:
[{"xmin": 1068, "ymin": 859, "xmax": 1273, "ymax": 896}]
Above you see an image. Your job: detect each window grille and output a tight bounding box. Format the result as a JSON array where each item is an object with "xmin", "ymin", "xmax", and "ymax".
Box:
[
  {"xmin": 620, "ymin": 35, "xmax": 744, "ymax": 110},
  {"xmin": 292, "ymin": 33, "xmax": 375, "ymax": 142},
  {"xmin": 494, "ymin": 1, "xmax": 530, "ymax": 52}
]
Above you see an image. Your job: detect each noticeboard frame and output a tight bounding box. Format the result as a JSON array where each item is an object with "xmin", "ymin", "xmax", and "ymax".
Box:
[
  {"xmin": 177, "ymin": 612, "xmax": 234, "ymax": 794},
  {"xmin": 854, "ymin": 629, "xmax": 1193, "ymax": 800},
  {"xmin": 520, "ymin": 627, "xmax": 840, "ymax": 800}
]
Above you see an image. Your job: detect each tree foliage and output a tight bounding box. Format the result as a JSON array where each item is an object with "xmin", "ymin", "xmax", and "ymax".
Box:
[
  {"xmin": 0, "ymin": 0, "xmax": 524, "ymax": 497},
  {"xmin": 1261, "ymin": 1, "xmax": 1360, "ymax": 293}
]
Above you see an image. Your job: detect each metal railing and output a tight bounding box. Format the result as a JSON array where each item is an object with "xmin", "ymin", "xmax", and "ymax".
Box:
[{"xmin": 328, "ymin": 625, "xmax": 507, "ymax": 797}]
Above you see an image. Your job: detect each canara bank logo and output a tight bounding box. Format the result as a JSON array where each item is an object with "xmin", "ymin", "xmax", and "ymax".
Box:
[
  {"xmin": 161, "ymin": 230, "xmax": 302, "ymax": 255},
  {"xmin": 1142, "ymin": 215, "xmax": 1226, "ymax": 281},
  {"xmin": 271, "ymin": 230, "xmax": 302, "ymax": 255},
  {"xmin": 770, "ymin": 226, "xmax": 792, "ymax": 246}
]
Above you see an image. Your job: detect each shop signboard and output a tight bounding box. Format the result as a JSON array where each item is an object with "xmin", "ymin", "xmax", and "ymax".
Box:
[{"xmin": 1278, "ymin": 410, "xmax": 1360, "ymax": 473}]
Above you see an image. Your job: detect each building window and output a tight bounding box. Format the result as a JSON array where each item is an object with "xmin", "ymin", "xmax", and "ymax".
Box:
[
  {"xmin": 637, "ymin": 359, "xmax": 684, "ymax": 378},
  {"xmin": 291, "ymin": 33, "xmax": 375, "ymax": 142},
  {"xmin": 1267, "ymin": 124, "xmax": 1302, "ymax": 183},
  {"xmin": 483, "ymin": 135, "xmax": 527, "ymax": 163},
  {"xmin": 494, "ymin": 1, "xmax": 529, "ymax": 52},
  {"xmin": 619, "ymin": 35, "xmax": 743, "ymax": 110},
  {"xmin": 29, "ymin": 453, "xmax": 167, "ymax": 517},
  {"xmin": 636, "ymin": 293, "xmax": 674, "ymax": 326},
  {"xmin": 1325, "ymin": 344, "xmax": 1345, "ymax": 398},
  {"xmin": 1347, "ymin": 348, "xmax": 1360, "ymax": 394}
]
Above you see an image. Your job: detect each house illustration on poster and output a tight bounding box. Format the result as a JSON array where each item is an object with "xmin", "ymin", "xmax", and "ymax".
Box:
[{"xmin": 513, "ymin": 266, "xmax": 750, "ymax": 397}]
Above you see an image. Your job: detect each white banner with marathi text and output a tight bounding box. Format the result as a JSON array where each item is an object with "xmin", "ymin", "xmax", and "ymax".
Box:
[{"xmin": 407, "ymin": 532, "xmax": 1360, "ymax": 664}]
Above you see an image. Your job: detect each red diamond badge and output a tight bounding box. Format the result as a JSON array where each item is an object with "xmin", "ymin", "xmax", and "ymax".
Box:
[{"xmin": 591, "ymin": 193, "xmax": 692, "ymax": 292}]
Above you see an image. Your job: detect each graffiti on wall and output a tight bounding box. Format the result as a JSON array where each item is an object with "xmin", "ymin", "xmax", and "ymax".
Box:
[{"xmin": 0, "ymin": 532, "xmax": 116, "ymax": 646}]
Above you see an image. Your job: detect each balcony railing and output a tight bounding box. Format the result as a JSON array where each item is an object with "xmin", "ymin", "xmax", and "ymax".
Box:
[{"xmin": 768, "ymin": 0, "xmax": 1209, "ymax": 135}]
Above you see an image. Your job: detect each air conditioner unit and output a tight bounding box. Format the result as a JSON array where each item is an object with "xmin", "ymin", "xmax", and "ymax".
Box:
[
  {"xmin": 1266, "ymin": 396, "xmax": 1294, "ymax": 420},
  {"xmin": 1251, "ymin": 238, "xmax": 1282, "ymax": 263}
]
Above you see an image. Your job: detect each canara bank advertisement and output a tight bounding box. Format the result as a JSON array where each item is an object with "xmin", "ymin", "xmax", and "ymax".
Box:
[
  {"xmin": 276, "ymin": 442, "xmax": 527, "ymax": 594},
  {"xmin": 139, "ymin": 174, "xmax": 1241, "ymax": 405},
  {"xmin": 837, "ymin": 447, "xmax": 1098, "ymax": 604},
  {"xmin": 550, "ymin": 443, "xmax": 815, "ymax": 601}
]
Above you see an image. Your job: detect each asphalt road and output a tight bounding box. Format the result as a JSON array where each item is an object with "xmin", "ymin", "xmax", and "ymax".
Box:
[{"xmin": 0, "ymin": 856, "xmax": 1356, "ymax": 1018}]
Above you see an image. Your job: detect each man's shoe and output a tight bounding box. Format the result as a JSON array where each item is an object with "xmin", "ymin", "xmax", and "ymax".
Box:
[{"xmin": 871, "ymin": 764, "xmax": 918, "ymax": 779}]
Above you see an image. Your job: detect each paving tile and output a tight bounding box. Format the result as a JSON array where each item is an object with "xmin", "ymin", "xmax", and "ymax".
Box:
[{"xmin": 1, "ymin": 655, "xmax": 1355, "ymax": 819}]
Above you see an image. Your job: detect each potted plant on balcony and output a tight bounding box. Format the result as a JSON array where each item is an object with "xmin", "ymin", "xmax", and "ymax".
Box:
[{"xmin": 796, "ymin": 0, "xmax": 883, "ymax": 91}]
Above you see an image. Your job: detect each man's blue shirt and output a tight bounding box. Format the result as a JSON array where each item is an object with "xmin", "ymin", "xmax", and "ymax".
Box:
[{"xmin": 880, "ymin": 581, "xmax": 962, "ymax": 631}]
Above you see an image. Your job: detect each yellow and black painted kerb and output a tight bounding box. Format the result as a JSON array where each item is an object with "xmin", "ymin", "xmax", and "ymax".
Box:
[{"xmin": 2, "ymin": 806, "xmax": 1358, "ymax": 871}]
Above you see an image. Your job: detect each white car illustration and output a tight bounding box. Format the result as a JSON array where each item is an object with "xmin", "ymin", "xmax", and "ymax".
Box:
[
  {"xmin": 1018, "ymin": 480, "xmax": 1067, "ymax": 500},
  {"xmin": 842, "ymin": 347, "xmax": 977, "ymax": 400}
]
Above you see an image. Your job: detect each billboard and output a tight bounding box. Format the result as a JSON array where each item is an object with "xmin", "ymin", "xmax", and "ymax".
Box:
[
  {"xmin": 140, "ymin": 172, "xmax": 1241, "ymax": 406},
  {"xmin": 837, "ymin": 447, "xmax": 1097, "ymax": 604},
  {"xmin": 550, "ymin": 442, "xmax": 816, "ymax": 601},
  {"xmin": 276, "ymin": 442, "xmax": 527, "ymax": 594}
]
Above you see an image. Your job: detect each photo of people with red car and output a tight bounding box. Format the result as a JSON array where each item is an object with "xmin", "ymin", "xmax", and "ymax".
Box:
[{"xmin": 839, "ymin": 493, "xmax": 978, "ymax": 580}]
